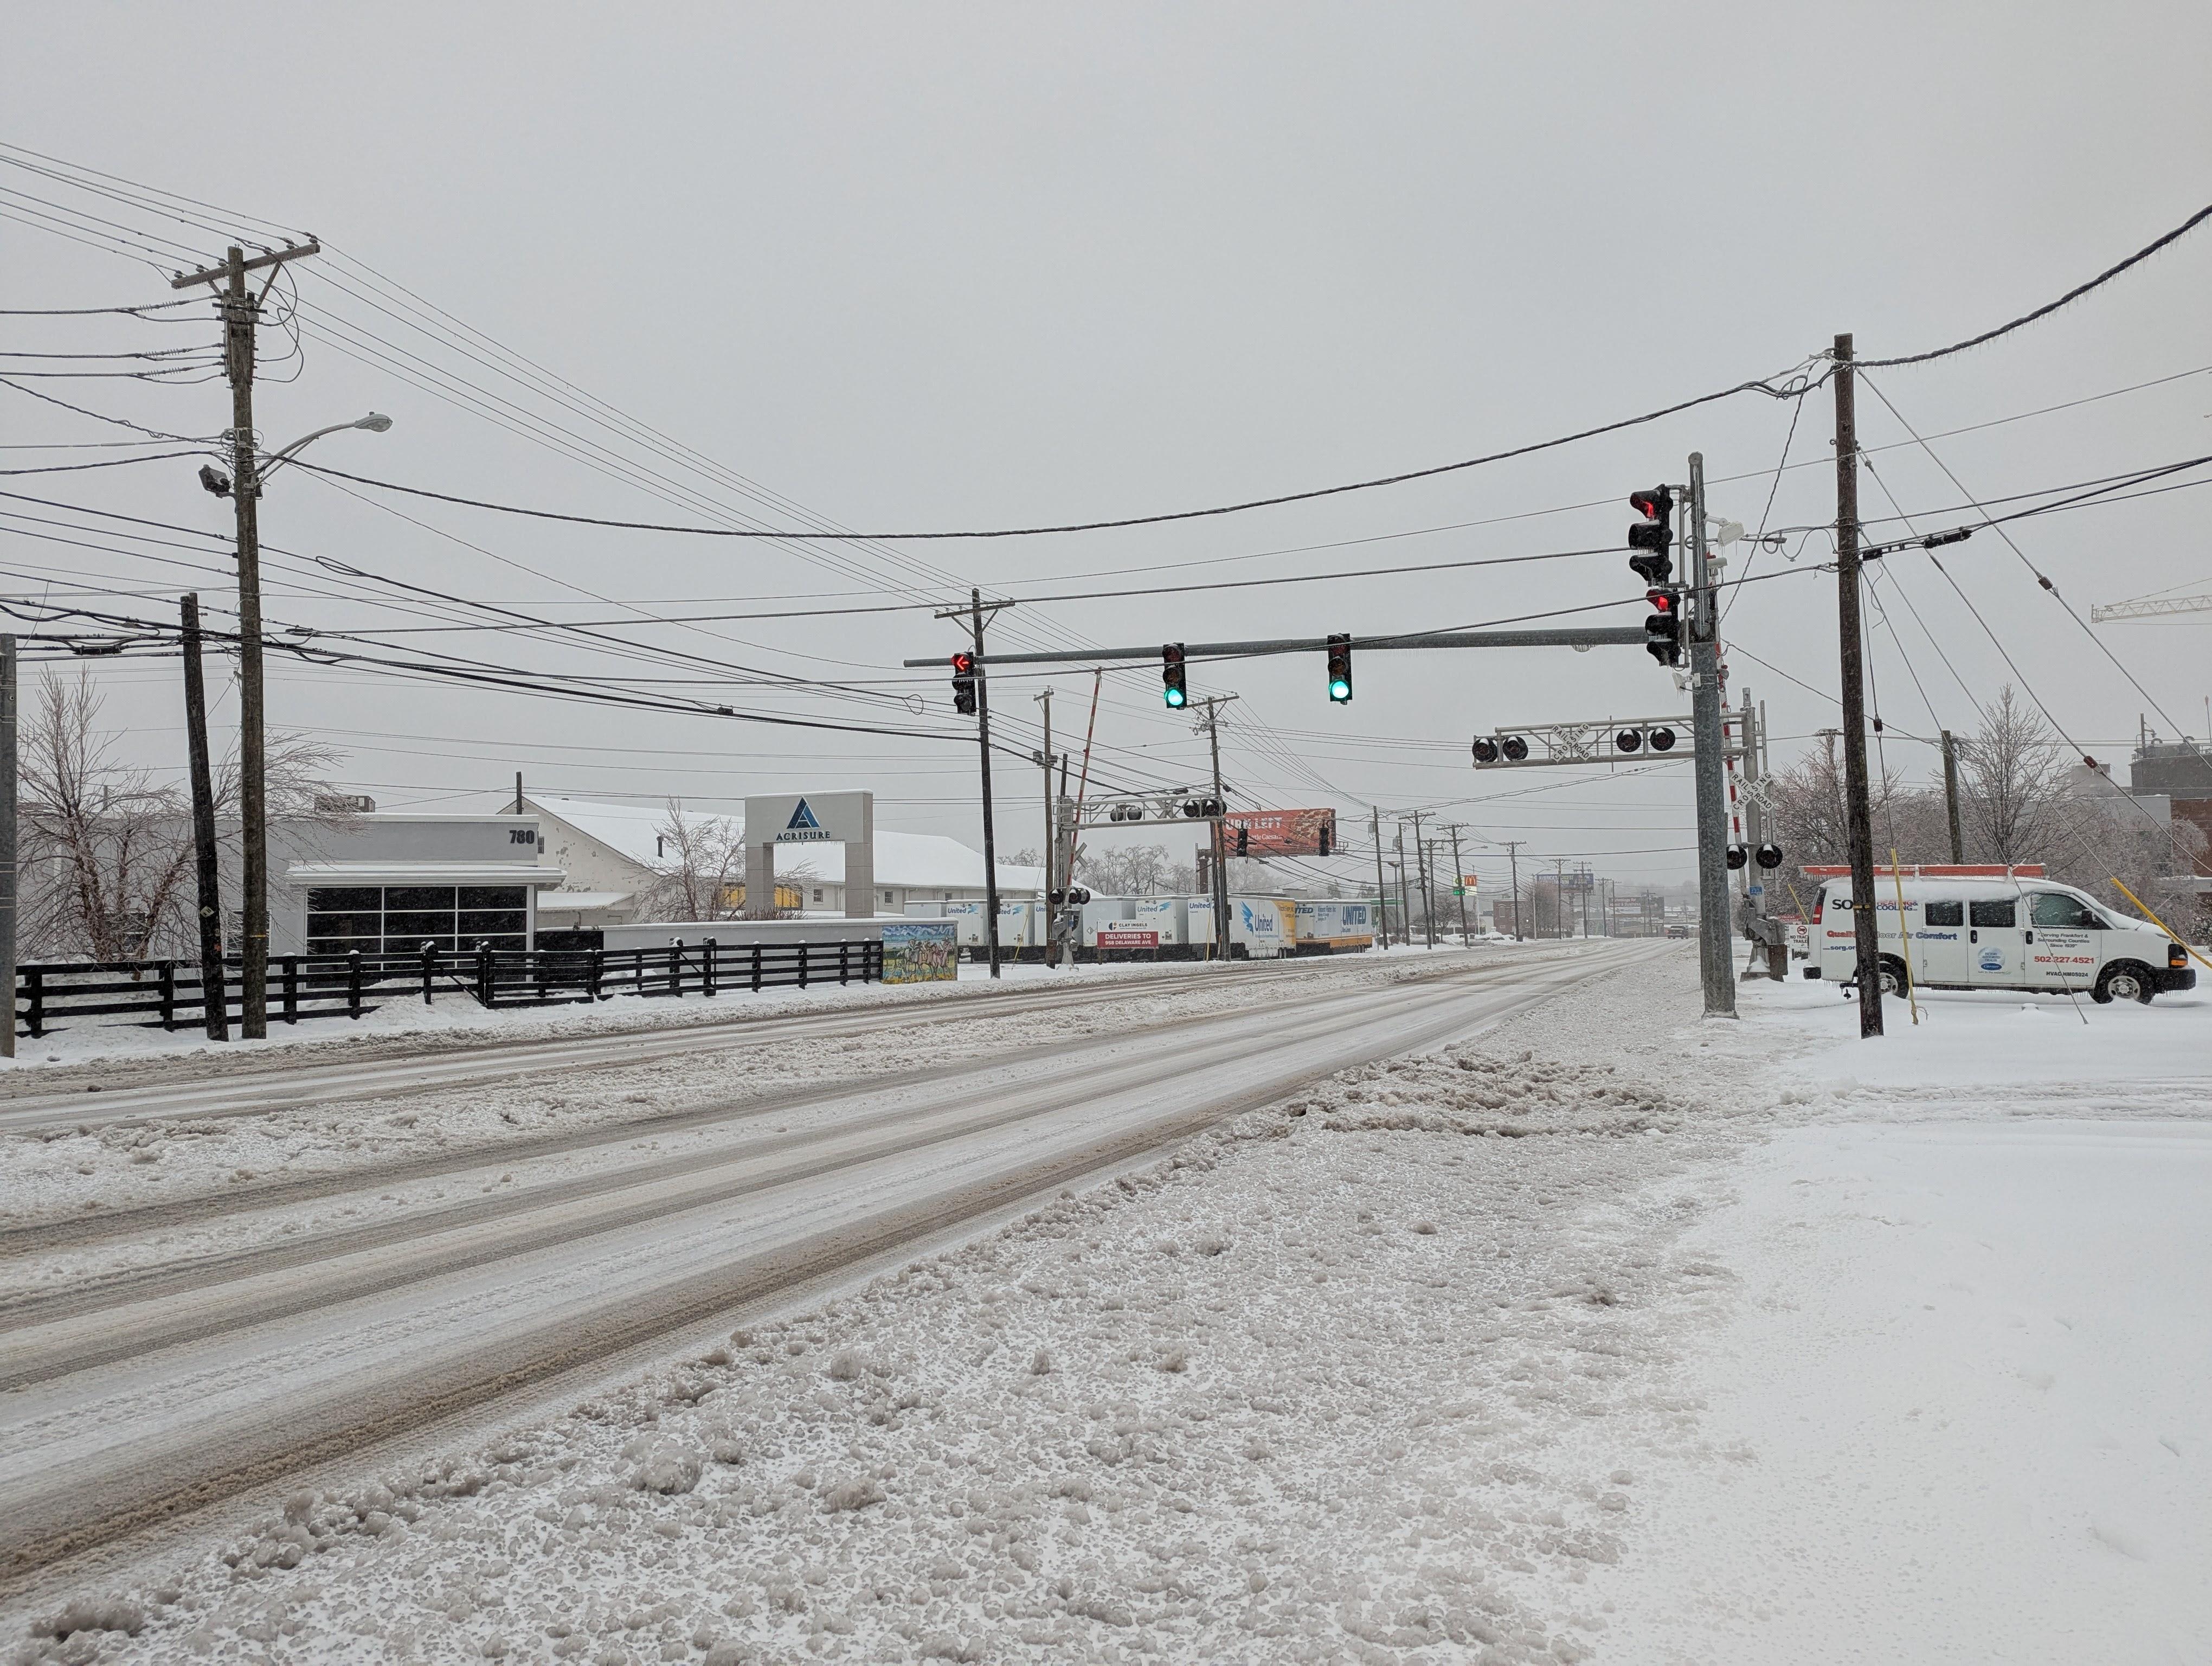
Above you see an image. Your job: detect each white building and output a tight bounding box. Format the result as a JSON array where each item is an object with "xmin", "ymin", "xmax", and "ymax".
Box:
[{"xmin": 525, "ymin": 795, "xmax": 1042, "ymax": 930}]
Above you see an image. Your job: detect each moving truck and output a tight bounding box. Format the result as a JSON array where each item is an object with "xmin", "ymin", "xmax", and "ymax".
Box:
[
  {"xmin": 1808, "ymin": 868, "xmax": 2194, "ymax": 1003},
  {"xmin": 1293, "ymin": 899, "xmax": 1376, "ymax": 954}
]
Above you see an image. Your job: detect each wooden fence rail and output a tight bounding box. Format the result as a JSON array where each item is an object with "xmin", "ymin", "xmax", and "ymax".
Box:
[{"xmin": 12, "ymin": 939, "xmax": 888, "ymax": 1038}]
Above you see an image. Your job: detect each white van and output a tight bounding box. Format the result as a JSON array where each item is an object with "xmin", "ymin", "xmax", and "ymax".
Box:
[{"xmin": 1809, "ymin": 873, "xmax": 2195, "ymax": 1003}]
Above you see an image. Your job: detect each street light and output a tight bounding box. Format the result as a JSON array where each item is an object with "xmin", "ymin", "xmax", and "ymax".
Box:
[{"xmin": 206, "ymin": 408, "xmax": 391, "ymax": 1039}]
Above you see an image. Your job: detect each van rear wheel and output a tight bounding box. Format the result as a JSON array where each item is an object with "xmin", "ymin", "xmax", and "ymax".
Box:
[
  {"xmin": 1875, "ymin": 955, "xmax": 1908, "ymax": 996},
  {"xmin": 2095, "ymin": 962, "xmax": 2155, "ymax": 1005}
]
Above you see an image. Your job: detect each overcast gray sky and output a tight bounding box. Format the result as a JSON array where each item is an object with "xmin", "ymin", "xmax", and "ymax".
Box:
[{"xmin": 5, "ymin": 3, "xmax": 2209, "ymax": 894}]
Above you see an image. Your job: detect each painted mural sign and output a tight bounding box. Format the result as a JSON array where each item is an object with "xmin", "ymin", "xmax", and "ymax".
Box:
[{"xmin": 881, "ymin": 920, "xmax": 957, "ymax": 983}]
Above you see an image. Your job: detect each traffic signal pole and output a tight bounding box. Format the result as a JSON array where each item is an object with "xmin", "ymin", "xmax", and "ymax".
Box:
[
  {"xmin": 967, "ymin": 592, "xmax": 1004, "ymax": 978},
  {"xmin": 1687, "ymin": 453, "xmax": 1737, "ymax": 1017}
]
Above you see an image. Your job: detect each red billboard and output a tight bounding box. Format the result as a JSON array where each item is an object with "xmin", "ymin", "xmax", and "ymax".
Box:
[{"xmin": 1223, "ymin": 808, "xmax": 1338, "ymax": 857}]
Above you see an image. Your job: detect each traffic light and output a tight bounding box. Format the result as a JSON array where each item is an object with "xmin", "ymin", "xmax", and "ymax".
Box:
[
  {"xmin": 1471, "ymin": 737, "xmax": 1500, "ymax": 764},
  {"xmin": 1647, "ymin": 726, "xmax": 1677, "ymax": 751},
  {"xmin": 1325, "ymin": 633, "xmax": 1353, "ymax": 703},
  {"xmin": 1235, "ymin": 825, "xmax": 1250, "ymax": 856},
  {"xmin": 1755, "ymin": 843, "xmax": 1784, "ymax": 870},
  {"xmin": 1501, "ymin": 735, "xmax": 1528, "ymax": 761},
  {"xmin": 1616, "ymin": 729, "xmax": 1643, "ymax": 753},
  {"xmin": 1644, "ymin": 587, "xmax": 1684, "ymax": 667},
  {"xmin": 950, "ymin": 651, "xmax": 977, "ymax": 715},
  {"xmin": 1180, "ymin": 796, "xmax": 1225, "ymax": 818},
  {"xmin": 1726, "ymin": 843, "xmax": 1749, "ymax": 871},
  {"xmin": 1162, "ymin": 643, "xmax": 1188, "ymax": 708},
  {"xmin": 1628, "ymin": 486, "xmax": 1674, "ymax": 585}
]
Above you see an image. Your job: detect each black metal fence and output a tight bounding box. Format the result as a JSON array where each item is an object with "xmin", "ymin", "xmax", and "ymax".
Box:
[{"xmin": 13, "ymin": 938, "xmax": 887, "ymax": 1039}]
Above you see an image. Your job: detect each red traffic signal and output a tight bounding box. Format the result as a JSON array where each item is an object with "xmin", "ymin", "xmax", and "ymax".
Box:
[
  {"xmin": 950, "ymin": 651, "xmax": 978, "ymax": 715},
  {"xmin": 1628, "ymin": 485, "xmax": 1675, "ymax": 585},
  {"xmin": 1643, "ymin": 586, "xmax": 1684, "ymax": 667}
]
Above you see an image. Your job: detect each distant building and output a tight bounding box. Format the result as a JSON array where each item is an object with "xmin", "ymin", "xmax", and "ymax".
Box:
[{"xmin": 524, "ymin": 795, "xmax": 1043, "ymax": 930}]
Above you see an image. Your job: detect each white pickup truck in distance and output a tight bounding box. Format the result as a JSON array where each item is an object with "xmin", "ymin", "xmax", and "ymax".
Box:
[{"xmin": 1808, "ymin": 868, "xmax": 2196, "ymax": 1004}]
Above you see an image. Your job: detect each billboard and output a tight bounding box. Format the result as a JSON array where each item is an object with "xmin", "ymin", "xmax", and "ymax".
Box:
[
  {"xmin": 744, "ymin": 791, "xmax": 871, "ymax": 845},
  {"xmin": 881, "ymin": 920, "xmax": 956, "ymax": 983},
  {"xmin": 1222, "ymin": 808, "xmax": 1338, "ymax": 856}
]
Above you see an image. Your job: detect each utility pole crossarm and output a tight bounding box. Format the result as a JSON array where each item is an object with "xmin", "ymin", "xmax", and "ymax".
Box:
[{"xmin": 170, "ymin": 241, "xmax": 321, "ymax": 290}]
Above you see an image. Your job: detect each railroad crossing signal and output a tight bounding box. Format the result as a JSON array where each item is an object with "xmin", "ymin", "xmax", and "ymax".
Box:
[
  {"xmin": 950, "ymin": 651, "xmax": 977, "ymax": 715},
  {"xmin": 1161, "ymin": 643, "xmax": 1188, "ymax": 708},
  {"xmin": 1325, "ymin": 633, "xmax": 1353, "ymax": 703}
]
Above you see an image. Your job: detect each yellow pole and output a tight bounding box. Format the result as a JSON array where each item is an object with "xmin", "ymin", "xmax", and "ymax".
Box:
[
  {"xmin": 1889, "ymin": 850, "xmax": 1920, "ymax": 1024},
  {"xmin": 2107, "ymin": 876, "xmax": 2212, "ymax": 972}
]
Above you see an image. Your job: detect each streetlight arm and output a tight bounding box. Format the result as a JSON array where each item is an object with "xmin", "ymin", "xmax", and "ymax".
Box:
[{"xmin": 258, "ymin": 412, "xmax": 393, "ymax": 479}]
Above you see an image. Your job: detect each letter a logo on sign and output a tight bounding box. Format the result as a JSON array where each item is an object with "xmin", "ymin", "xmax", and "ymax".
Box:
[
  {"xmin": 787, "ymin": 799, "xmax": 821, "ymax": 832},
  {"xmin": 776, "ymin": 796, "xmax": 832, "ymax": 842}
]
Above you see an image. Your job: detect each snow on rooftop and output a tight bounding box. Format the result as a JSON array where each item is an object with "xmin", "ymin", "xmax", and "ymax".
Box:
[{"xmin": 526, "ymin": 794, "xmax": 1043, "ymax": 893}]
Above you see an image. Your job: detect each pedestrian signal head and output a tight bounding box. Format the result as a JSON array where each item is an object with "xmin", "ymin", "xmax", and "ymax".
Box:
[{"xmin": 1161, "ymin": 643, "xmax": 1188, "ymax": 708}]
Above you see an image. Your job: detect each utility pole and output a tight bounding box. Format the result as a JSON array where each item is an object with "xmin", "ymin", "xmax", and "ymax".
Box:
[
  {"xmin": 1034, "ymin": 687, "xmax": 1059, "ymax": 967},
  {"xmin": 1503, "ymin": 840, "xmax": 1524, "ymax": 941},
  {"xmin": 1687, "ymin": 452, "xmax": 1738, "ymax": 1017},
  {"xmin": 1831, "ymin": 335, "xmax": 1883, "ymax": 1035},
  {"xmin": 934, "ymin": 591, "xmax": 1011, "ymax": 978},
  {"xmin": 181, "ymin": 597, "xmax": 229, "ymax": 1042},
  {"xmin": 1941, "ymin": 729, "xmax": 1965, "ymax": 863},
  {"xmin": 1446, "ymin": 824, "xmax": 1470, "ymax": 945},
  {"xmin": 0, "ymin": 633, "xmax": 14, "ymax": 1061},
  {"xmin": 1190, "ymin": 695, "xmax": 1237, "ymax": 957},
  {"xmin": 513, "ymin": 772, "xmax": 524, "ymax": 816},
  {"xmin": 1410, "ymin": 810, "xmax": 1434, "ymax": 947},
  {"xmin": 172, "ymin": 240, "xmax": 319, "ymax": 1039},
  {"xmin": 1371, "ymin": 806, "xmax": 1390, "ymax": 949},
  {"xmin": 1396, "ymin": 825, "xmax": 1412, "ymax": 945}
]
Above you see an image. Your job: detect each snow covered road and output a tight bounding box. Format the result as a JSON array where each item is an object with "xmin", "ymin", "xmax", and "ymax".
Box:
[{"xmin": 0, "ymin": 941, "xmax": 1656, "ymax": 1591}]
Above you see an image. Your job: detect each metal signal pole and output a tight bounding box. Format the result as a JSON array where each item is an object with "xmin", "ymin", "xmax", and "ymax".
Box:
[
  {"xmin": 1831, "ymin": 335, "xmax": 1884, "ymax": 1035},
  {"xmin": 929, "ymin": 591, "xmax": 1012, "ymax": 977},
  {"xmin": 1687, "ymin": 452, "xmax": 1737, "ymax": 1017}
]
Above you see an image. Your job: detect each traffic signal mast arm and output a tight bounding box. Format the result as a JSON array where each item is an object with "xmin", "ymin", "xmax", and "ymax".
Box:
[{"xmin": 902, "ymin": 625, "xmax": 1647, "ymax": 670}]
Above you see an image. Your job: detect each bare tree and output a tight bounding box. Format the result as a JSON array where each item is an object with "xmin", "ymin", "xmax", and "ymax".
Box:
[
  {"xmin": 1957, "ymin": 685, "xmax": 2067, "ymax": 864},
  {"xmin": 18, "ymin": 669, "xmax": 347, "ymax": 961},
  {"xmin": 1763, "ymin": 728, "xmax": 1912, "ymax": 868},
  {"xmin": 642, "ymin": 802, "xmax": 748, "ymax": 921},
  {"xmin": 18, "ymin": 674, "xmax": 192, "ymax": 961}
]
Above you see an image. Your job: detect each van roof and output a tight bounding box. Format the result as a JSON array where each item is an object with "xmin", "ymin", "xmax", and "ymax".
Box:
[{"xmin": 1817, "ymin": 876, "xmax": 2085, "ymax": 895}]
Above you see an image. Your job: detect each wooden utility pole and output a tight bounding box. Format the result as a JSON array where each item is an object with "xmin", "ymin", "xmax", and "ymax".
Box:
[
  {"xmin": 1831, "ymin": 334, "xmax": 1885, "ymax": 1035},
  {"xmin": 172, "ymin": 240, "xmax": 319, "ymax": 1039},
  {"xmin": 1503, "ymin": 840, "xmax": 1524, "ymax": 941},
  {"xmin": 181, "ymin": 596, "xmax": 229, "ymax": 1041},
  {"xmin": 513, "ymin": 772, "xmax": 524, "ymax": 816},
  {"xmin": 1370, "ymin": 806, "xmax": 1390, "ymax": 949},
  {"xmin": 1941, "ymin": 730, "xmax": 1965, "ymax": 863},
  {"xmin": 1446, "ymin": 823, "xmax": 1470, "ymax": 944},
  {"xmin": 0, "ymin": 633, "xmax": 15, "ymax": 1060},
  {"xmin": 1189, "ymin": 695, "xmax": 1237, "ymax": 957},
  {"xmin": 1034, "ymin": 687, "xmax": 1059, "ymax": 966},
  {"xmin": 1410, "ymin": 810, "xmax": 1434, "ymax": 947}
]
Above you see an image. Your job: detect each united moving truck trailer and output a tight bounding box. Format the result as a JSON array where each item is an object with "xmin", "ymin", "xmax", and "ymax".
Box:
[
  {"xmin": 1133, "ymin": 896, "xmax": 1189, "ymax": 954},
  {"xmin": 1185, "ymin": 894, "xmax": 1293, "ymax": 959},
  {"xmin": 1293, "ymin": 899, "xmax": 1376, "ymax": 953},
  {"xmin": 1806, "ymin": 866, "xmax": 2195, "ymax": 1002}
]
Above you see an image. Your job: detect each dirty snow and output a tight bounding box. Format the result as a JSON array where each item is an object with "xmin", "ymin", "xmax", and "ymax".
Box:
[{"xmin": 7, "ymin": 951, "xmax": 2208, "ymax": 1663}]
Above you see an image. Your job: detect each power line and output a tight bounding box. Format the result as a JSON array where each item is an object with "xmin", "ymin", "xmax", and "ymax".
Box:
[{"xmin": 1857, "ymin": 202, "xmax": 2212, "ymax": 368}]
